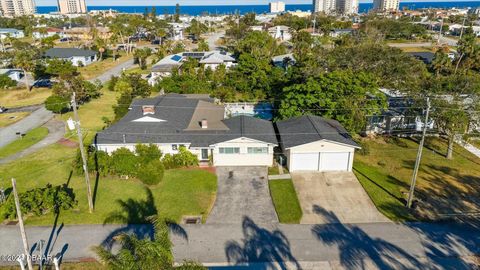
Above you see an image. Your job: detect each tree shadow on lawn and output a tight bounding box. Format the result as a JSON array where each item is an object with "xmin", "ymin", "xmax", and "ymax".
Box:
[
  {"xmin": 311, "ymin": 205, "xmax": 478, "ymax": 269},
  {"xmin": 224, "ymin": 216, "xmax": 301, "ymax": 270},
  {"xmin": 353, "ymin": 167, "xmax": 406, "ymax": 204},
  {"xmin": 100, "ymin": 187, "xmax": 187, "ymax": 250},
  {"xmin": 413, "ymin": 164, "xmax": 480, "ymax": 219}
]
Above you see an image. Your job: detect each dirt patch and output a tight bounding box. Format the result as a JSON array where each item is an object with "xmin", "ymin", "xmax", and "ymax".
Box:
[{"xmin": 57, "ymin": 138, "xmax": 78, "ymax": 148}]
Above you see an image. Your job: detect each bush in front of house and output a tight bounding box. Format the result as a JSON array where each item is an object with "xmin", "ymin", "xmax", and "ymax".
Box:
[
  {"xmin": 45, "ymin": 95, "xmax": 71, "ymax": 113},
  {"xmin": 0, "ymin": 74, "xmax": 17, "ymax": 89},
  {"xmin": 162, "ymin": 146, "xmax": 199, "ymax": 169},
  {"xmin": 0, "ymin": 184, "xmax": 77, "ymax": 220},
  {"xmin": 137, "ymin": 160, "xmax": 165, "ymax": 185},
  {"xmin": 111, "ymin": 147, "xmax": 138, "ymax": 177}
]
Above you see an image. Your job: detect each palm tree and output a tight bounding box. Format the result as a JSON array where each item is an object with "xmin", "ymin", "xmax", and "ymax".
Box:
[{"xmin": 12, "ymin": 50, "xmax": 36, "ymax": 91}]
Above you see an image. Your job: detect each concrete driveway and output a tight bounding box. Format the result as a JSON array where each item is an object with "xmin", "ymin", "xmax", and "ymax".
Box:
[
  {"xmin": 207, "ymin": 166, "xmax": 278, "ymax": 224},
  {"xmin": 291, "ymin": 172, "xmax": 390, "ymax": 224}
]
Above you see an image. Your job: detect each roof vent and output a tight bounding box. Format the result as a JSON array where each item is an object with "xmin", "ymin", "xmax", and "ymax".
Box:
[
  {"xmin": 201, "ymin": 119, "xmax": 208, "ymax": 129},
  {"xmin": 142, "ymin": 106, "xmax": 155, "ymax": 115}
]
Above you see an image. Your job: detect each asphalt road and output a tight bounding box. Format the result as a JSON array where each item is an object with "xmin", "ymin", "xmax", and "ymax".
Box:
[
  {"xmin": 0, "ymin": 106, "xmax": 53, "ymax": 148},
  {"xmin": 204, "ymin": 30, "xmax": 226, "ymax": 51},
  {"xmin": 90, "ymin": 58, "xmax": 135, "ymax": 83},
  {"xmin": 1, "ymin": 218, "xmax": 480, "ymax": 269}
]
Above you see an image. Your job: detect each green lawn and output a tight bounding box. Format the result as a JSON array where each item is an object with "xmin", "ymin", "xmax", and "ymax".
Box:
[
  {"xmin": 0, "ymin": 112, "xmax": 30, "ymax": 128},
  {"xmin": 0, "ymin": 88, "xmax": 52, "ymax": 108},
  {"xmin": 0, "ymin": 143, "xmax": 217, "ymax": 225},
  {"xmin": 269, "ymin": 179, "xmax": 302, "ymax": 223},
  {"xmin": 0, "ymin": 127, "xmax": 49, "ymax": 159},
  {"xmin": 354, "ymin": 137, "xmax": 480, "ymax": 221}
]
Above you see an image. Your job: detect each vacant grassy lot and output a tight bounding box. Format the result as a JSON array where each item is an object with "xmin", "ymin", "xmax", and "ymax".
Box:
[
  {"xmin": 0, "ymin": 127, "xmax": 48, "ymax": 159},
  {"xmin": 0, "ymin": 88, "xmax": 51, "ymax": 108},
  {"xmin": 0, "ymin": 112, "xmax": 30, "ymax": 127},
  {"xmin": 354, "ymin": 137, "xmax": 480, "ymax": 221},
  {"xmin": 269, "ymin": 179, "xmax": 302, "ymax": 223}
]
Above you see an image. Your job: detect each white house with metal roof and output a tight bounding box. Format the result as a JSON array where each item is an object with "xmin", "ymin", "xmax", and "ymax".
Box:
[{"xmin": 44, "ymin": 48, "xmax": 98, "ymax": 66}]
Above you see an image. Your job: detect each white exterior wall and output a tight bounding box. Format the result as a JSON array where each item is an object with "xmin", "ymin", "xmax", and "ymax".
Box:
[
  {"xmin": 70, "ymin": 55, "xmax": 97, "ymax": 66},
  {"xmin": 286, "ymin": 140, "xmax": 356, "ymax": 172},
  {"xmin": 96, "ymin": 143, "xmax": 191, "ymax": 156},
  {"xmin": 212, "ymin": 137, "xmax": 275, "ymax": 167}
]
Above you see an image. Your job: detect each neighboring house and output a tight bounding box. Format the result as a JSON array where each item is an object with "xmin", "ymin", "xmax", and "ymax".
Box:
[
  {"xmin": 272, "ymin": 53, "xmax": 296, "ymax": 69},
  {"xmin": 95, "ymin": 94, "xmax": 278, "ymax": 167},
  {"xmin": 249, "ymin": 25, "xmax": 264, "ymax": 31},
  {"xmin": 63, "ymin": 26, "xmax": 112, "ymax": 40},
  {"xmin": 44, "ymin": 48, "xmax": 98, "ymax": 66},
  {"xmin": 199, "ymin": 51, "xmax": 236, "ymax": 70},
  {"xmin": 268, "ymin": 25, "xmax": 293, "ymax": 41},
  {"xmin": 0, "ymin": 68, "xmax": 23, "ymax": 81},
  {"xmin": 0, "ymin": 28, "xmax": 24, "ymax": 39},
  {"xmin": 330, "ymin": 28, "xmax": 354, "ymax": 38},
  {"xmin": 149, "ymin": 51, "xmax": 236, "ymax": 85},
  {"xmin": 276, "ymin": 115, "xmax": 360, "ymax": 172},
  {"xmin": 32, "ymin": 27, "xmax": 65, "ymax": 39},
  {"xmin": 408, "ymin": 51, "xmax": 435, "ymax": 65},
  {"xmin": 168, "ymin": 22, "xmax": 189, "ymax": 41},
  {"xmin": 365, "ymin": 88, "xmax": 433, "ymax": 135}
]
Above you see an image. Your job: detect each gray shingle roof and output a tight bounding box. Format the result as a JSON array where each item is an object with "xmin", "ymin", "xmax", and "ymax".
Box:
[
  {"xmin": 95, "ymin": 94, "xmax": 277, "ymax": 148},
  {"xmin": 45, "ymin": 48, "xmax": 97, "ymax": 58},
  {"xmin": 276, "ymin": 115, "xmax": 359, "ymax": 149}
]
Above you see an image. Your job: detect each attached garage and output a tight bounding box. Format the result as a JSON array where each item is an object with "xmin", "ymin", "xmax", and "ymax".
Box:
[{"xmin": 276, "ymin": 115, "xmax": 360, "ymax": 172}]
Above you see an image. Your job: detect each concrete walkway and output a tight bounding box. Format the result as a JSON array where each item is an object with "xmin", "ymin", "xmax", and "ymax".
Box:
[
  {"xmin": 0, "ymin": 120, "xmax": 65, "ymax": 164},
  {"xmin": 460, "ymin": 142, "xmax": 480, "ymax": 159},
  {"xmin": 1, "ymin": 218, "xmax": 480, "ymax": 269},
  {"xmin": 0, "ymin": 106, "xmax": 53, "ymax": 148}
]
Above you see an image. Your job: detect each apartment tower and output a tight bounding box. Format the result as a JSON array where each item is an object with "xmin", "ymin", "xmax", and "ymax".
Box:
[
  {"xmin": 269, "ymin": 1, "xmax": 285, "ymax": 13},
  {"xmin": 313, "ymin": 0, "xmax": 358, "ymax": 15},
  {"xmin": 57, "ymin": 0, "xmax": 87, "ymax": 14},
  {"xmin": 373, "ymin": 0, "xmax": 400, "ymax": 11},
  {"xmin": 0, "ymin": 0, "xmax": 36, "ymax": 17}
]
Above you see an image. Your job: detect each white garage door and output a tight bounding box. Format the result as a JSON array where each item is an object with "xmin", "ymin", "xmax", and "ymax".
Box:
[
  {"xmin": 290, "ymin": 153, "xmax": 319, "ymax": 171},
  {"xmin": 320, "ymin": 152, "xmax": 350, "ymax": 171}
]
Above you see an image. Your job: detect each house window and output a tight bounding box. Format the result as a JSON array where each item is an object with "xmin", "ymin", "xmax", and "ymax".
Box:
[
  {"xmin": 219, "ymin": 147, "xmax": 240, "ymax": 154},
  {"xmin": 172, "ymin": 144, "xmax": 178, "ymax": 150},
  {"xmin": 247, "ymin": 147, "xmax": 268, "ymax": 154}
]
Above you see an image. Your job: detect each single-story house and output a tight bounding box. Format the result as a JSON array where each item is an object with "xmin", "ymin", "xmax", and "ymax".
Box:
[
  {"xmin": 330, "ymin": 28, "xmax": 354, "ymax": 38},
  {"xmin": 44, "ymin": 48, "xmax": 98, "ymax": 66},
  {"xmin": 408, "ymin": 51, "xmax": 435, "ymax": 65},
  {"xmin": 32, "ymin": 27, "xmax": 66, "ymax": 39},
  {"xmin": 0, "ymin": 68, "xmax": 23, "ymax": 81},
  {"xmin": 276, "ymin": 115, "xmax": 360, "ymax": 172},
  {"xmin": 0, "ymin": 28, "xmax": 24, "ymax": 39},
  {"xmin": 149, "ymin": 51, "xmax": 236, "ymax": 85},
  {"xmin": 95, "ymin": 94, "xmax": 277, "ymax": 167}
]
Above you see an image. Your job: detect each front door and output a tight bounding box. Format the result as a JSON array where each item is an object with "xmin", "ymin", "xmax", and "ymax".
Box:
[{"xmin": 201, "ymin": 149, "xmax": 209, "ymax": 160}]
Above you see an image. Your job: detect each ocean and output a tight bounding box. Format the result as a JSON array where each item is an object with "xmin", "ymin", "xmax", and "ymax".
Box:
[{"xmin": 36, "ymin": 1, "xmax": 480, "ymax": 15}]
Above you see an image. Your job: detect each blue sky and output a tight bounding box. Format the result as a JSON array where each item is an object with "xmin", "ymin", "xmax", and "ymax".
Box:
[{"xmin": 35, "ymin": 0, "xmax": 478, "ymax": 6}]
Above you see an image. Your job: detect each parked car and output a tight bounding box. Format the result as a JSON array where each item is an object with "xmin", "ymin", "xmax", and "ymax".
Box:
[
  {"xmin": 0, "ymin": 106, "xmax": 7, "ymax": 113},
  {"xmin": 32, "ymin": 79, "xmax": 53, "ymax": 89},
  {"xmin": 151, "ymin": 39, "xmax": 161, "ymax": 45}
]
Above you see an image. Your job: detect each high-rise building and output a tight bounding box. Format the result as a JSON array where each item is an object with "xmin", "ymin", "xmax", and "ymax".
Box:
[
  {"xmin": 57, "ymin": 0, "xmax": 87, "ymax": 14},
  {"xmin": 313, "ymin": 0, "xmax": 336, "ymax": 14},
  {"xmin": 313, "ymin": 0, "xmax": 358, "ymax": 15},
  {"xmin": 373, "ymin": 0, "xmax": 399, "ymax": 11},
  {"xmin": 0, "ymin": 0, "xmax": 36, "ymax": 17},
  {"xmin": 269, "ymin": 1, "xmax": 285, "ymax": 13}
]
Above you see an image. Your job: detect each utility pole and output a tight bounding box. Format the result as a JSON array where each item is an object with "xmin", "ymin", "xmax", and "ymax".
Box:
[
  {"xmin": 437, "ymin": 18, "xmax": 444, "ymax": 44},
  {"xmin": 11, "ymin": 178, "xmax": 33, "ymax": 270},
  {"xmin": 312, "ymin": 17, "xmax": 317, "ymax": 35},
  {"xmin": 71, "ymin": 92, "xmax": 94, "ymax": 213},
  {"xmin": 406, "ymin": 97, "xmax": 431, "ymax": 208},
  {"xmin": 459, "ymin": 14, "xmax": 467, "ymax": 40}
]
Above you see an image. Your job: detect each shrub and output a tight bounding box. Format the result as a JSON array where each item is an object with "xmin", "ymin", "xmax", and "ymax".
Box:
[
  {"xmin": 45, "ymin": 95, "xmax": 70, "ymax": 113},
  {"xmin": 162, "ymin": 146, "xmax": 199, "ymax": 169},
  {"xmin": 135, "ymin": 144, "xmax": 162, "ymax": 164},
  {"xmin": 357, "ymin": 140, "xmax": 370, "ymax": 156},
  {"xmin": 1, "ymin": 184, "xmax": 77, "ymax": 220},
  {"xmin": 88, "ymin": 150, "xmax": 112, "ymax": 176},
  {"xmin": 137, "ymin": 160, "xmax": 165, "ymax": 185},
  {"xmin": 0, "ymin": 74, "xmax": 16, "ymax": 89},
  {"xmin": 111, "ymin": 148, "xmax": 138, "ymax": 176}
]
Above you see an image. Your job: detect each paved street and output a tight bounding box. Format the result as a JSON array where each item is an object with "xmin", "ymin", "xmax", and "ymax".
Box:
[
  {"xmin": 1, "ymin": 217, "xmax": 480, "ymax": 269},
  {"xmin": 204, "ymin": 30, "xmax": 226, "ymax": 51},
  {"xmin": 0, "ymin": 120, "xmax": 65, "ymax": 164},
  {"xmin": 0, "ymin": 106, "xmax": 53, "ymax": 148},
  {"xmin": 89, "ymin": 58, "xmax": 135, "ymax": 83},
  {"xmin": 207, "ymin": 167, "xmax": 278, "ymax": 224}
]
